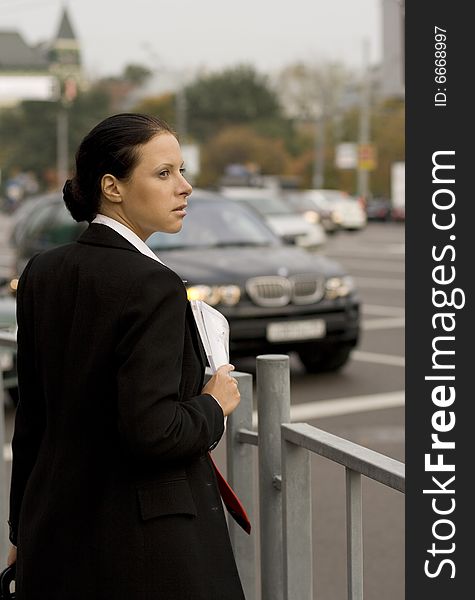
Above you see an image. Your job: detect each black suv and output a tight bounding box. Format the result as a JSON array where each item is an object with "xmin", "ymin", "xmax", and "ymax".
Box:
[{"xmin": 8, "ymin": 189, "xmax": 360, "ymax": 373}]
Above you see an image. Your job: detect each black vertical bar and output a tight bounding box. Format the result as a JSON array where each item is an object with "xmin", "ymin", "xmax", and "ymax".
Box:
[{"xmin": 406, "ymin": 3, "xmax": 471, "ymax": 598}]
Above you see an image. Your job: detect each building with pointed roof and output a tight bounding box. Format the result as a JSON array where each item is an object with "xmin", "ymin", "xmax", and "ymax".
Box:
[
  {"xmin": 49, "ymin": 6, "xmax": 82, "ymax": 77},
  {"xmin": 0, "ymin": 5, "xmax": 84, "ymax": 106},
  {"xmin": 0, "ymin": 31, "xmax": 49, "ymax": 72}
]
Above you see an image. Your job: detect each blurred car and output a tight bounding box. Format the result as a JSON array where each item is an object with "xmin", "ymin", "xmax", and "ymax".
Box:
[
  {"xmin": 283, "ymin": 190, "xmax": 339, "ymax": 234},
  {"xmin": 9, "ymin": 192, "xmax": 87, "ymax": 281},
  {"xmin": 0, "ymin": 296, "xmax": 19, "ymax": 404},
  {"xmin": 219, "ymin": 186, "xmax": 327, "ymax": 250},
  {"xmin": 391, "ymin": 205, "xmax": 405, "ymax": 222},
  {"xmin": 298, "ymin": 189, "xmax": 367, "ymax": 231},
  {"xmin": 8, "ymin": 190, "xmax": 360, "ymax": 374},
  {"xmin": 366, "ymin": 197, "xmax": 392, "ymax": 221}
]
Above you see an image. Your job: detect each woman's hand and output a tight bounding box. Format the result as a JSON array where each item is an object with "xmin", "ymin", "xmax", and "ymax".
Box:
[
  {"xmin": 202, "ymin": 364, "xmax": 240, "ymax": 417},
  {"xmin": 7, "ymin": 544, "xmax": 17, "ymax": 566}
]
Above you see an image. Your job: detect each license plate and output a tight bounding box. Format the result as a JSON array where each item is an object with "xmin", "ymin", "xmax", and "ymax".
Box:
[{"xmin": 266, "ymin": 319, "xmax": 326, "ymax": 342}]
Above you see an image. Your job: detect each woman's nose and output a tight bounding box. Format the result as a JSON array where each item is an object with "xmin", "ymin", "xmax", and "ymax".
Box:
[{"xmin": 180, "ymin": 176, "xmax": 193, "ymax": 197}]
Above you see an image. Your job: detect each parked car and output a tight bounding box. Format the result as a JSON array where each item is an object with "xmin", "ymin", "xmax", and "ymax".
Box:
[
  {"xmin": 298, "ymin": 189, "xmax": 367, "ymax": 231},
  {"xmin": 391, "ymin": 205, "xmax": 405, "ymax": 222},
  {"xmin": 0, "ymin": 296, "xmax": 18, "ymax": 404},
  {"xmin": 366, "ymin": 197, "xmax": 392, "ymax": 221},
  {"xmin": 219, "ymin": 186, "xmax": 327, "ymax": 250},
  {"xmin": 7, "ymin": 190, "xmax": 360, "ymax": 374},
  {"xmin": 283, "ymin": 190, "xmax": 339, "ymax": 234},
  {"xmin": 9, "ymin": 192, "xmax": 87, "ymax": 282}
]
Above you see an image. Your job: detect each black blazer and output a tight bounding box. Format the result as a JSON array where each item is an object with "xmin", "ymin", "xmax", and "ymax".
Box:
[{"xmin": 9, "ymin": 224, "xmax": 245, "ymax": 600}]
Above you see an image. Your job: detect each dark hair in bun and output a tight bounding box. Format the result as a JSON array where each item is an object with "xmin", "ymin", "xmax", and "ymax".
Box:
[{"xmin": 63, "ymin": 113, "xmax": 175, "ymax": 222}]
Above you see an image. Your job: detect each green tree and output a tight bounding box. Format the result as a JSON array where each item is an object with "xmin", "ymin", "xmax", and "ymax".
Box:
[
  {"xmin": 198, "ymin": 126, "xmax": 291, "ymax": 187},
  {"xmin": 131, "ymin": 93, "xmax": 176, "ymax": 129},
  {"xmin": 0, "ymin": 84, "xmax": 112, "ymax": 190},
  {"xmin": 370, "ymin": 98, "xmax": 405, "ymax": 197},
  {"xmin": 184, "ymin": 65, "xmax": 283, "ymax": 141},
  {"xmin": 122, "ymin": 63, "xmax": 152, "ymax": 86}
]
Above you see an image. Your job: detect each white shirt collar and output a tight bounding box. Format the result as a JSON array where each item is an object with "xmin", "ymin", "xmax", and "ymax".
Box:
[{"xmin": 91, "ymin": 214, "xmax": 165, "ymax": 265}]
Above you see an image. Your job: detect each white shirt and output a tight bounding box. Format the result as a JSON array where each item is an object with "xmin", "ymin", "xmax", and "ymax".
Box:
[
  {"xmin": 91, "ymin": 213, "xmax": 226, "ymax": 428},
  {"xmin": 91, "ymin": 213, "xmax": 165, "ymax": 265}
]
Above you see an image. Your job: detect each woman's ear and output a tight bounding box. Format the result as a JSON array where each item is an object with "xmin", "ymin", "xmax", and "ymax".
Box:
[{"xmin": 101, "ymin": 174, "xmax": 122, "ymax": 204}]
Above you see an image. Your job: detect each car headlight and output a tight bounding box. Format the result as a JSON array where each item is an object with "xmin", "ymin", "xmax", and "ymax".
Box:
[
  {"xmin": 186, "ymin": 285, "xmax": 241, "ymax": 306},
  {"xmin": 218, "ymin": 285, "xmax": 241, "ymax": 306},
  {"xmin": 332, "ymin": 210, "xmax": 343, "ymax": 224},
  {"xmin": 325, "ymin": 276, "xmax": 355, "ymax": 299},
  {"xmin": 9, "ymin": 278, "xmax": 19, "ymax": 295},
  {"xmin": 303, "ymin": 210, "xmax": 320, "ymax": 224}
]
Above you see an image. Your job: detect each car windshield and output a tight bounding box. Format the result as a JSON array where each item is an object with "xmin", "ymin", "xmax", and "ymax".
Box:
[
  {"xmin": 316, "ymin": 190, "xmax": 354, "ymax": 204},
  {"xmin": 147, "ymin": 199, "xmax": 280, "ymax": 251},
  {"xmin": 285, "ymin": 193, "xmax": 319, "ymax": 211},
  {"xmin": 233, "ymin": 195, "xmax": 294, "ymax": 216}
]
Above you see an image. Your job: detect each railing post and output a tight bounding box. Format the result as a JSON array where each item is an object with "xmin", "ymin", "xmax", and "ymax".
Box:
[
  {"xmin": 227, "ymin": 371, "xmax": 256, "ymax": 600},
  {"xmin": 256, "ymin": 354, "xmax": 290, "ymax": 600},
  {"xmin": 282, "ymin": 429, "xmax": 312, "ymax": 600},
  {"xmin": 346, "ymin": 468, "xmax": 363, "ymax": 600}
]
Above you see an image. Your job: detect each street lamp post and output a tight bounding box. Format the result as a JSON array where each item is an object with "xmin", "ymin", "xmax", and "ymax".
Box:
[
  {"xmin": 356, "ymin": 39, "xmax": 371, "ymax": 202},
  {"xmin": 56, "ymin": 103, "xmax": 68, "ymax": 189},
  {"xmin": 56, "ymin": 77, "xmax": 76, "ymax": 190}
]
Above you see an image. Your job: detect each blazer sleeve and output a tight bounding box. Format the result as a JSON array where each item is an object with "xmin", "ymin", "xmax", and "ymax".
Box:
[
  {"xmin": 115, "ymin": 267, "xmax": 224, "ymax": 462},
  {"xmin": 9, "ymin": 255, "xmax": 45, "ymax": 545}
]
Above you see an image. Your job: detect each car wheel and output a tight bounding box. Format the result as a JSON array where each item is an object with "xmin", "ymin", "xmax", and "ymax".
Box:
[{"xmin": 298, "ymin": 342, "xmax": 354, "ymax": 374}]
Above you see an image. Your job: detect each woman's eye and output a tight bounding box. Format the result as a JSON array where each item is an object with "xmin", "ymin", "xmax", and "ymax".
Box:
[
  {"xmin": 159, "ymin": 170, "xmax": 170, "ymax": 178},
  {"xmin": 180, "ymin": 167, "xmax": 186, "ymax": 175}
]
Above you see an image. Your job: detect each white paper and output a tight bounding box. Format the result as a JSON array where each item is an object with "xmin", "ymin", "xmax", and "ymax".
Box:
[{"xmin": 190, "ymin": 300, "xmax": 229, "ymax": 373}]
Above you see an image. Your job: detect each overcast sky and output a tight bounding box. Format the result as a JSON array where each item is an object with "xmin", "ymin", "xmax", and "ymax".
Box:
[{"xmin": 1, "ymin": 0, "xmax": 382, "ymax": 77}]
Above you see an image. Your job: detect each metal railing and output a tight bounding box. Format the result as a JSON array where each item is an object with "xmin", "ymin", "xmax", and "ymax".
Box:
[
  {"xmin": 0, "ymin": 342, "xmax": 405, "ymax": 598},
  {"xmin": 227, "ymin": 355, "xmax": 405, "ymax": 600}
]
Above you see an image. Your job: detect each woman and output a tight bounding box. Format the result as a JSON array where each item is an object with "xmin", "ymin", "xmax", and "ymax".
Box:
[{"xmin": 7, "ymin": 113, "xmax": 246, "ymax": 599}]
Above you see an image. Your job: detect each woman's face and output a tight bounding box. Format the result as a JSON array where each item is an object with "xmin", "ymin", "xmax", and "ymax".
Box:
[{"xmin": 115, "ymin": 133, "xmax": 193, "ymax": 241}]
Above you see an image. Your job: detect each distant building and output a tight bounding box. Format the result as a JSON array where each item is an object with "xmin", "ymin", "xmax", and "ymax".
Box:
[
  {"xmin": 380, "ymin": 0, "xmax": 404, "ymax": 99},
  {"xmin": 48, "ymin": 7, "xmax": 82, "ymax": 81},
  {"xmin": 0, "ymin": 6, "xmax": 84, "ymax": 106},
  {"xmin": 0, "ymin": 30, "xmax": 49, "ymax": 72}
]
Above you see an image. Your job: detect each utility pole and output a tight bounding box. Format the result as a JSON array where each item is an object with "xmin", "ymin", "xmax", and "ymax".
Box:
[
  {"xmin": 356, "ymin": 39, "xmax": 371, "ymax": 202},
  {"xmin": 56, "ymin": 77, "xmax": 77, "ymax": 189},
  {"xmin": 56, "ymin": 104, "xmax": 68, "ymax": 189},
  {"xmin": 175, "ymin": 83, "xmax": 187, "ymax": 140},
  {"xmin": 312, "ymin": 107, "xmax": 326, "ymax": 189}
]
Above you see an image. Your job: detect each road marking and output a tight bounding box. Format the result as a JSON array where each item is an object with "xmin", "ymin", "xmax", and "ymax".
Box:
[
  {"xmin": 290, "ymin": 390, "xmax": 405, "ymax": 421},
  {"xmin": 362, "ymin": 304, "xmax": 405, "ymax": 317},
  {"xmin": 355, "ymin": 276, "xmax": 405, "ymax": 290},
  {"xmin": 338, "ymin": 259, "xmax": 405, "ymax": 273},
  {"xmin": 251, "ymin": 390, "xmax": 405, "ymax": 426},
  {"xmin": 327, "ymin": 248, "xmax": 404, "ymax": 260},
  {"xmin": 362, "ymin": 317, "xmax": 405, "ymax": 331},
  {"xmin": 387, "ymin": 243, "xmax": 405, "ymax": 254},
  {"xmin": 352, "ymin": 350, "xmax": 405, "ymax": 367}
]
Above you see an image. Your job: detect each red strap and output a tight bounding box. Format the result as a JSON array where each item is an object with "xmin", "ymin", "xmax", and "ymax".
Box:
[{"xmin": 208, "ymin": 453, "xmax": 251, "ymax": 535}]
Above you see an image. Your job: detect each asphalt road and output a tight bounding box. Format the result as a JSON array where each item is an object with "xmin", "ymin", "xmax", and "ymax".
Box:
[
  {"xmin": 223, "ymin": 222, "xmax": 405, "ymax": 600},
  {"xmin": 0, "ymin": 216, "xmax": 405, "ymax": 598}
]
